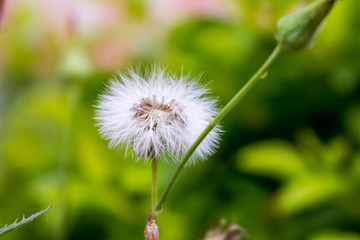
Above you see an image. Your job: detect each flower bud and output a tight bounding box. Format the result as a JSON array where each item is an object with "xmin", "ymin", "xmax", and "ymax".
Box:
[
  {"xmin": 275, "ymin": 0, "xmax": 337, "ymax": 51},
  {"xmin": 144, "ymin": 213, "xmax": 159, "ymax": 240}
]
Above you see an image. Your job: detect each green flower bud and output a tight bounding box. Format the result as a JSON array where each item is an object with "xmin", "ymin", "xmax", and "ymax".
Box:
[{"xmin": 275, "ymin": 0, "xmax": 337, "ymax": 51}]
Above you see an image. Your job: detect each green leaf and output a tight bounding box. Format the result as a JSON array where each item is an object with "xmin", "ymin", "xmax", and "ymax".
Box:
[
  {"xmin": 0, "ymin": 203, "xmax": 52, "ymax": 237},
  {"xmin": 237, "ymin": 139, "xmax": 306, "ymax": 180},
  {"xmin": 274, "ymin": 175, "xmax": 346, "ymax": 216},
  {"xmin": 308, "ymin": 230, "xmax": 360, "ymax": 240}
]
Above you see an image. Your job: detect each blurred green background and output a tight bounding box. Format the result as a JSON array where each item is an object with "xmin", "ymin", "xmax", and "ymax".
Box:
[{"xmin": 1, "ymin": 0, "xmax": 360, "ymax": 239}]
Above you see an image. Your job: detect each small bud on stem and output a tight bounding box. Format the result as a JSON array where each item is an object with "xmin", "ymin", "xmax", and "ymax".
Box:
[
  {"xmin": 276, "ymin": 0, "xmax": 337, "ymax": 50},
  {"xmin": 144, "ymin": 213, "xmax": 159, "ymax": 240}
]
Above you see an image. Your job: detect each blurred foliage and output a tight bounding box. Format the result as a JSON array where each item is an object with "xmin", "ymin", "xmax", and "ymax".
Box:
[{"xmin": 0, "ymin": 0, "xmax": 360, "ymax": 239}]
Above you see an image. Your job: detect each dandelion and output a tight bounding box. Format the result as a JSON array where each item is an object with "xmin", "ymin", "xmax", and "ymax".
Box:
[{"xmin": 95, "ymin": 67, "xmax": 221, "ymax": 165}]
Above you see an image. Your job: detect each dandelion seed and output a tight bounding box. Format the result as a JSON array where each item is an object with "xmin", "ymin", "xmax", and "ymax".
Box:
[{"xmin": 95, "ymin": 67, "xmax": 221, "ymax": 164}]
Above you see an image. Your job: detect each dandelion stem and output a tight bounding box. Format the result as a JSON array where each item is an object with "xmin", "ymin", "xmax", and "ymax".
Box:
[
  {"xmin": 151, "ymin": 158, "xmax": 159, "ymax": 218},
  {"xmin": 155, "ymin": 44, "xmax": 286, "ymax": 212}
]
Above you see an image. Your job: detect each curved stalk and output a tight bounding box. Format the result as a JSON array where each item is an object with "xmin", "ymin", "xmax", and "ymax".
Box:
[{"xmin": 155, "ymin": 44, "xmax": 286, "ymax": 212}]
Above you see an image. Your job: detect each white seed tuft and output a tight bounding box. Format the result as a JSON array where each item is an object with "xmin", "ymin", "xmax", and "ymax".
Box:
[{"xmin": 95, "ymin": 67, "xmax": 222, "ymax": 165}]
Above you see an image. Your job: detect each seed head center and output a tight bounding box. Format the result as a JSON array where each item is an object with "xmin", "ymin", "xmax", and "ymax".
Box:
[
  {"xmin": 131, "ymin": 95, "xmax": 186, "ymax": 131},
  {"xmin": 148, "ymin": 109, "xmax": 171, "ymax": 125}
]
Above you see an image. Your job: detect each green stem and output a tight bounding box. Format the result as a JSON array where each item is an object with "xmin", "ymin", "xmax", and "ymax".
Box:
[
  {"xmin": 155, "ymin": 44, "xmax": 286, "ymax": 212},
  {"xmin": 151, "ymin": 158, "xmax": 158, "ymax": 217}
]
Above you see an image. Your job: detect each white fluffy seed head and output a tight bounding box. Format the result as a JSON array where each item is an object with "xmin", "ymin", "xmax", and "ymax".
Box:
[{"xmin": 95, "ymin": 67, "xmax": 222, "ymax": 165}]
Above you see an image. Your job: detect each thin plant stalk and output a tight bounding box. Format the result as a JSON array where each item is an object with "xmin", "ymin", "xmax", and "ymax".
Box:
[
  {"xmin": 155, "ymin": 44, "xmax": 286, "ymax": 212},
  {"xmin": 152, "ymin": 158, "xmax": 159, "ymax": 217},
  {"xmin": 56, "ymin": 82, "xmax": 81, "ymax": 240}
]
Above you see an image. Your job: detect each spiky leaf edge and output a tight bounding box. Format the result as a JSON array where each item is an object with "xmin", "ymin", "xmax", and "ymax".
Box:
[{"xmin": 0, "ymin": 203, "xmax": 52, "ymax": 237}]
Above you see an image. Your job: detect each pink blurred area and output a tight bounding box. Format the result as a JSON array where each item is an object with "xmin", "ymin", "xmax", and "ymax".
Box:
[
  {"xmin": 149, "ymin": 0, "xmax": 235, "ymax": 24},
  {"xmin": 2, "ymin": 0, "xmax": 126, "ymax": 38},
  {"xmin": 0, "ymin": 0, "xmax": 234, "ymax": 74}
]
